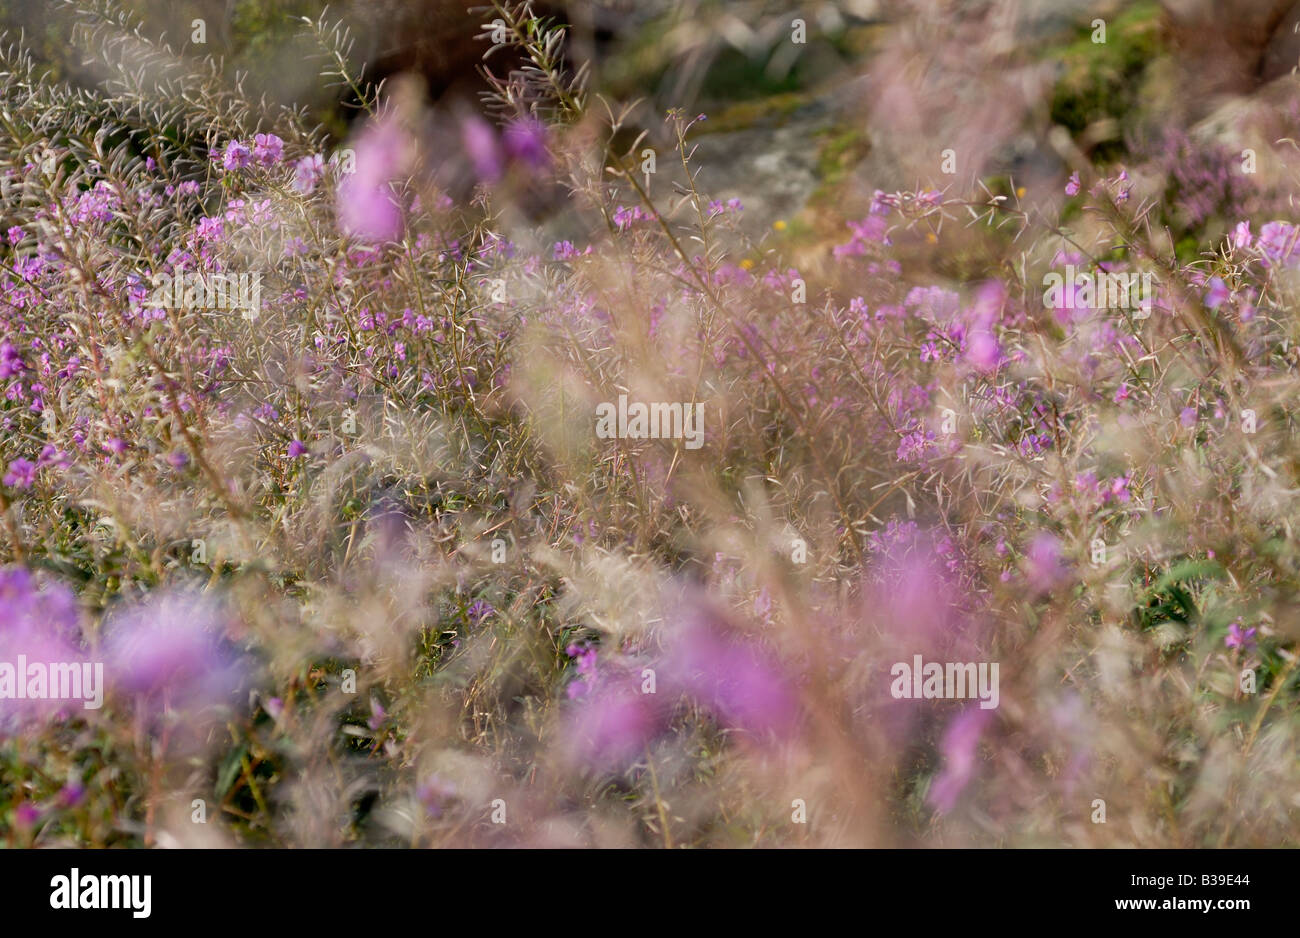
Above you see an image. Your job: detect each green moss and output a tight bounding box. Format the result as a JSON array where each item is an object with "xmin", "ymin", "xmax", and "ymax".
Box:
[
  {"xmin": 802, "ymin": 124, "xmax": 871, "ymax": 214},
  {"xmin": 1045, "ymin": 1, "xmax": 1165, "ymax": 161},
  {"xmin": 815, "ymin": 125, "xmax": 871, "ymax": 185}
]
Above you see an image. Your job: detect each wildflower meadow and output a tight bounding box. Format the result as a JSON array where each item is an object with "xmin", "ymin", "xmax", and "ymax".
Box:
[{"xmin": 0, "ymin": 0, "xmax": 1295, "ymax": 891}]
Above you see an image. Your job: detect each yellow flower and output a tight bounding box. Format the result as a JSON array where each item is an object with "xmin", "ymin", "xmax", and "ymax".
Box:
[
  {"xmin": 926, "ymin": 232, "xmax": 938, "ymax": 244},
  {"xmin": 773, "ymin": 219, "xmax": 787, "ymax": 231},
  {"xmin": 740, "ymin": 258, "xmax": 755, "ymax": 270},
  {"xmin": 1015, "ymin": 186, "xmax": 1026, "ymax": 198}
]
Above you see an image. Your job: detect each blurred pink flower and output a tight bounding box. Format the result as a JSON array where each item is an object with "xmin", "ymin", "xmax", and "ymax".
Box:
[
  {"xmin": 460, "ymin": 114, "xmax": 503, "ymax": 185},
  {"xmin": 1024, "ymin": 533, "xmax": 1066, "ymax": 592},
  {"xmin": 337, "ymin": 115, "xmax": 406, "ymax": 242},
  {"xmin": 965, "ymin": 328, "xmax": 1001, "ymax": 372},
  {"xmin": 1204, "ymin": 277, "xmax": 1230, "ymax": 309},
  {"xmin": 564, "ymin": 681, "xmax": 662, "ymax": 770},
  {"xmin": 664, "ymin": 603, "xmax": 799, "ymax": 739},
  {"xmin": 0, "ymin": 567, "xmax": 88, "ymax": 731},
  {"xmin": 102, "ymin": 590, "xmax": 244, "ymax": 724},
  {"xmin": 502, "ymin": 115, "xmax": 549, "ymax": 170},
  {"xmin": 292, "ymin": 154, "xmax": 325, "ymax": 194},
  {"xmin": 1258, "ymin": 221, "xmax": 1300, "ymax": 269},
  {"xmin": 928, "ymin": 705, "xmax": 992, "ymax": 814}
]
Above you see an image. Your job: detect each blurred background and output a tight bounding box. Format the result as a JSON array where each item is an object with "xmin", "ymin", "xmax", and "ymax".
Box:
[{"xmin": 8, "ymin": 0, "xmax": 1300, "ymax": 245}]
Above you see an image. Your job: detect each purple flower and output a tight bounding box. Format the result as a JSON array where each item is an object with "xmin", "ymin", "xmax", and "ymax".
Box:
[
  {"xmin": 467, "ymin": 599, "xmax": 495, "ymax": 625},
  {"xmin": 1258, "ymin": 221, "xmax": 1300, "ymax": 269},
  {"xmin": 1204, "ymin": 277, "xmax": 1230, "ymax": 309},
  {"xmin": 460, "ymin": 114, "xmax": 503, "ymax": 185},
  {"xmin": 1065, "ymin": 171, "xmax": 1081, "ymax": 196},
  {"xmin": 502, "ymin": 115, "xmax": 549, "ymax": 169},
  {"xmin": 870, "ymin": 189, "xmax": 896, "ymax": 215},
  {"xmin": 563, "ymin": 681, "xmax": 661, "ymax": 770},
  {"xmin": 36, "ymin": 446, "xmax": 69, "ymax": 470},
  {"xmin": 0, "ymin": 567, "xmax": 86, "ymax": 731},
  {"xmin": 3, "ymin": 457, "xmax": 36, "ymax": 489},
  {"xmin": 612, "ymin": 205, "xmax": 650, "ymax": 231},
  {"xmin": 416, "ymin": 775, "xmax": 458, "ymax": 817},
  {"xmin": 1225, "ymin": 621, "xmax": 1257, "ymax": 650},
  {"xmin": 928, "ymin": 705, "xmax": 993, "ymax": 813},
  {"xmin": 367, "ymin": 697, "xmax": 387, "ymax": 730},
  {"xmin": 292, "ymin": 154, "xmax": 325, "ymax": 194},
  {"xmin": 663, "ymin": 605, "xmax": 799, "ymax": 739},
  {"xmin": 287, "ymin": 439, "xmax": 307, "ymax": 458},
  {"xmin": 102, "ymin": 590, "xmax": 244, "ymax": 725},
  {"xmin": 1024, "ymin": 532, "xmax": 1066, "ymax": 592},
  {"xmin": 252, "ymin": 133, "xmax": 284, "ymax": 166},
  {"xmin": 0, "ymin": 341, "xmax": 23, "ymax": 379},
  {"xmin": 337, "ymin": 115, "xmax": 406, "ymax": 242},
  {"xmin": 964, "ymin": 325, "xmax": 1001, "ymax": 372},
  {"xmin": 220, "ymin": 140, "xmax": 253, "ymax": 171},
  {"xmin": 196, "ymin": 215, "xmax": 224, "ymax": 241},
  {"xmin": 57, "ymin": 782, "xmax": 86, "ymax": 808}
]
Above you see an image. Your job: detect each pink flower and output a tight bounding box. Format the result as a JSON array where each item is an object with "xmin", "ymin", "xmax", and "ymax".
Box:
[
  {"xmin": 563, "ymin": 681, "xmax": 662, "ymax": 770},
  {"xmin": 3, "ymin": 457, "xmax": 36, "ymax": 489},
  {"xmin": 252, "ymin": 133, "xmax": 284, "ymax": 166},
  {"xmin": 292, "ymin": 154, "xmax": 325, "ymax": 194},
  {"xmin": 102, "ymin": 590, "xmax": 245, "ymax": 731},
  {"xmin": 1204, "ymin": 277, "xmax": 1230, "ymax": 309},
  {"xmin": 1065, "ymin": 171, "xmax": 1081, "ymax": 196},
  {"xmin": 663, "ymin": 602, "xmax": 799, "ymax": 739},
  {"xmin": 1108, "ymin": 474, "xmax": 1131, "ymax": 503},
  {"xmin": 0, "ymin": 567, "xmax": 86, "ymax": 732},
  {"xmin": 1024, "ymin": 533, "xmax": 1066, "ymax": 592},
  {"xmin": 502, "ymin": 115, "xmax": 549, "ymax": 169},
  {"xmin": 1258, "ymin": 221, "xmax": 1300, "ymax": 268},
  {"xmin": 964, "ymin": 328, "xmax": 1001, "ymax": 372},
  {"xmin": 220, "ymin": 140, "xmax": 252, "ymax": 171},
  {"xmin": 928, "ymin": 705, "xmax": 993, "ymax": 814},
  {"xmin": 460, "ymin": 114, "xmax": 503, "ymax": 185},
  {"xmin": 337, "ymin": 115, "xmax": 406, "ymax": 242},
  {"xmin": 1225, "ymin": 621, "xmax": 1257, "ymax": 650}
]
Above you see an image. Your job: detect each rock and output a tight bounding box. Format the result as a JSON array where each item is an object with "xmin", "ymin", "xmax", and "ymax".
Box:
[
  {"xmin": 1160, "ymin": 0, "xmax": 1296, "ymax": 95},
  {"xmin": 1262, "ymin": 1, "xmax": 1300, "ymax": 81}
]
